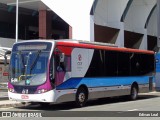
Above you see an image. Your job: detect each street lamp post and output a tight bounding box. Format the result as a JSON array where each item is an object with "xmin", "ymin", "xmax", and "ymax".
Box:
[{"xmin": 15, "ymin": 0, "xmax": 19, "ymax": 43}]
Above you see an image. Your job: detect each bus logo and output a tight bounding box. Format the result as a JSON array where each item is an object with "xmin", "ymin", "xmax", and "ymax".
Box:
[
  {"xmin": 77, "ymin": 54, "xmax": 82, "ymax": 66},
  {"xmin": 78, "ymin": 54, "xmax": 82, "ymax": 61}
]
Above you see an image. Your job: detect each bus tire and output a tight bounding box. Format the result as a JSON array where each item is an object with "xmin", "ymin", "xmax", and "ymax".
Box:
[
  {"xmin": 75, "ymin": 87, "xmax": 88, "ymax": 107},
  {"xmin": 130, "ymin": 85, "xmax": 138, "ymax": 100}
]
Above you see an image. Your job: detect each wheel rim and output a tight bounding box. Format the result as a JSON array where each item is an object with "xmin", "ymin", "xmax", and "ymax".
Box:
[
  {"xmin": 78, "ymin": 92, "xmax": 86, "ymax": 103},
  {"xmin": 131, "ymin": 87, "xmax": 137, "ymax": 99}
]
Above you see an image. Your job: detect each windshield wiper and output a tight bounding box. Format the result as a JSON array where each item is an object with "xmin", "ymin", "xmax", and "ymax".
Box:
[
  {"xmin": 24, "ymin": 52, "xmax": 32, "ymax": 82},
  {"xmin": 18, "ymin": 51, "xmax": 25, "ymax": 74},
  {"xmin": 30, "ymin": 50, "xmax": 41, "ymax": 74}
]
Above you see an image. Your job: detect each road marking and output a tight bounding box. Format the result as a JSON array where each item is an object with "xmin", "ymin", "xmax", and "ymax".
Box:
[
  {"xmin": 140, "ymin": 91, "xmax": 158, "ymax": 95},
  {"xmin": 0, "ymin": 107, "xmax": 14, "ymax": 110},
  {"xmin": 127, "ymin": 109, "xmax": 138, "ymax": 111},
  {"xmin": 117, "ymin": 111, "xmax": 128, "ymax": 113},
  {"xmin": 117, "ymin": 109, "xmax": 138, "ymax": 113}
]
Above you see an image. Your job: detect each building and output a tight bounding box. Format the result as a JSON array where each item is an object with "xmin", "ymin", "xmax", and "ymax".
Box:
[
  {"xmin": 0, "ymin": 0, "xmax": 72, "ymax": 48},
  {"xmin": 0, "ymin": 0, "xmax": 158, "ymax": 50}
]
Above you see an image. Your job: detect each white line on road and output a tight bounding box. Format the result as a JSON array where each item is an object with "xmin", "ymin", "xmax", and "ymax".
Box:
[
  {"xmin": 0, "ymin": 107, "xmax": 14, "ymax": 110},
  {"xmin": 117, "ymin": 109, "xmax": 138, "ymax": 114},
  {"xmin": 127, "ymin": 109, "xmax": 138, "ymax": 111}
]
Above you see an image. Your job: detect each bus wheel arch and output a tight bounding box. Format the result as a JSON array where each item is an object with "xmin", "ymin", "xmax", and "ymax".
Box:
[
  {"xmin": 75, "ymin": 85, "xmax": 88, "ymax": 107},
  {"xmin": 130, "ymin": 82, "xmax": 139, "ymax": 100}
]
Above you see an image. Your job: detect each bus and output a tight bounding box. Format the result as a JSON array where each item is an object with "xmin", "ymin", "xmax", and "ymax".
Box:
[{"xmin": 8, "ymin": 40, "xmax": 155, "ymax": 107}]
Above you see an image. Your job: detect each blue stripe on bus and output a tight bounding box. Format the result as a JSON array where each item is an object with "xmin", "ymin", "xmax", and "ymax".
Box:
[
  {"xmin": 156, "ymin": 53, "xmax": 160, "ymax": 72},
  {"xmin": 56, "ymin": 76, "xmax": 151, "ymax": 90}
]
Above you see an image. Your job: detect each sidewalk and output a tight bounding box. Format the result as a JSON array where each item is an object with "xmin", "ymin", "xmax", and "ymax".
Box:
[
  {"xmin": 0, "ymin": 91, "xmax": 22, "ymax": 108},
  {"xmin": 0, "ymin": 89, "xmax": 28, "ymax": 109},
  {"xmin": 0, "ymin": 91, "xmax": 8, "ymax": 100},
  {"xmin": 0, "ymin": 82, "xmax": 8, "ymax": 100},
  {"xmin": 0, "ymin": 82, "xmax": 8, "ymax": 91},
  {"xmin": 0, "ymin": 100, "xmax": 22, "ymax": 108}
]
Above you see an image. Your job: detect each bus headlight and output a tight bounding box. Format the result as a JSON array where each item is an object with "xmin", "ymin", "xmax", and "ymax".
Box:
[
  {"xmin": 9, "ymin": 88, "xmax": 15, "ymax": 93},
  {"xmin": 37, "ymin": 89, "xmax": 48, "ymax": 94}
]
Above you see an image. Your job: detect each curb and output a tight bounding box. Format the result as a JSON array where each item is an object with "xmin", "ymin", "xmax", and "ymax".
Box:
[
  {"xmin": 0, "ymin": 97, "xmax": 24, "ymax": 108},
  {"xmin": 0, "ymin": 89, "xmax": 7, "ymax": 91},
  {"xmin": 0, "ymin": 97, "xmax": 8, "ymax": 101}
]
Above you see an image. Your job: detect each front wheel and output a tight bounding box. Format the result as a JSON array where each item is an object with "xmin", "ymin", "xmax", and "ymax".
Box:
[
  {"xmin": 130, "ymin": 86, "xmax": 138, "ymax": 100},
  {"xmin": 75, "ymin": 87, "xmax": 88, "ymax": 107}
]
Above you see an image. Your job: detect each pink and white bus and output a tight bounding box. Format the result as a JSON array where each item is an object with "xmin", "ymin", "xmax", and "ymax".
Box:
[{"xmin": 8, "ymin": 40, "xmax": 155, "ymax": 107}]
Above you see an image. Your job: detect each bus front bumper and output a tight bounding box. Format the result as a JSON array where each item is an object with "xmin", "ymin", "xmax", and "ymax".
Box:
[{"xmin": 8, "ymin": 90, "xmax": 55, "ymax": 103}]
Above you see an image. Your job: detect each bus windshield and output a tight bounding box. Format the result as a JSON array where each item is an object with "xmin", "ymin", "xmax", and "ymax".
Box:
[
  {"xmin": 10, "ymin": 50, "xmax": 50, "ymax": 86},
  {"xmin": 9, "ymin": 41, "xmax": 53, "ymax": 86}
]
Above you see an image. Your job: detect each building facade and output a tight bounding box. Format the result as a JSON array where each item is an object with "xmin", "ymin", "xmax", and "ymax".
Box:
[{"xmin": 0, "ymin": 0, "xmax": 158, "ymax": 50}]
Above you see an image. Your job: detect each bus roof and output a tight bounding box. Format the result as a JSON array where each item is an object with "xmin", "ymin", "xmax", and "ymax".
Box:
[
  {"xmin": 13, "ymin": 40, "xmax": 154, "ymax": 55},
  {"xmin": 56, "ymin": 41, "xmax": 154, "ymax": 55}
]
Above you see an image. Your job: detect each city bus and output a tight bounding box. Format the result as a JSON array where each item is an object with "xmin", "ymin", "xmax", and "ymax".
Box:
[{"xmin": 8, "ymin": 40, "xmax": 155, "ymax": 107}]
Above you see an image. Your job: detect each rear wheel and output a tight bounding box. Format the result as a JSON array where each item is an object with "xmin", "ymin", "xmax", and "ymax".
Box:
[
  {"xmin": 130, "ymin": 85, "xmax": 138, "ymax": 100},
  {"xmin": 75, "ymin": 87, "xmax": 88, "ymax": 107}
]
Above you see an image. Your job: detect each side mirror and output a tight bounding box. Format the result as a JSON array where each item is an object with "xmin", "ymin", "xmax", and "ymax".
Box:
[
  {"xmin": 57, "ymin": 53, "xmax": 65, "ymax": 72},
  {"xmin": 60, "ymin": 53, "xmax": 65, "ymax": 63}
]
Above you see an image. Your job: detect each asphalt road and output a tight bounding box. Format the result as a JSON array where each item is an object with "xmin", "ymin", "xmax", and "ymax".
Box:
[{"xmin": 0, "ymin": 92, "xmax": 160, "ymax": 120}]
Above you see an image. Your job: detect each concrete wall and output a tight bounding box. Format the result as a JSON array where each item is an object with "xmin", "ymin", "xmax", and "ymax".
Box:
[
  {"xmin": 94, "ymin": 0, "xmax": 129, "ymax": 47},
  {"xmin": 94, "ymin": 0, "xmax": 129, "ymax": 28},
  {"xmin": 94, "ymin": 0, "xmax": 157, "ymax": 50},
  {"xmin": 124, "ymin": 0, "xmax": 156, "ymax": 34},
  {"xmin": 147, "ymin": 6, "xmax": 157, "ymax": 36},
  {"xmin": 147, "ymin": 6, "xmax": 157, "ymax": 50}
]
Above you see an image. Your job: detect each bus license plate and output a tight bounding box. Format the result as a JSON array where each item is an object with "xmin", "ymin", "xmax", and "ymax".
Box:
[{"xmin": 21, "ymin": 95, "xmax": 29, "ymax": 99}]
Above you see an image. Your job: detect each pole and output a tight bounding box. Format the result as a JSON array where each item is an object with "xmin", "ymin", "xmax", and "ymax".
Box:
[{"xmin": 15, "ymin": 0, "xmax": 19, "ymax": 43}]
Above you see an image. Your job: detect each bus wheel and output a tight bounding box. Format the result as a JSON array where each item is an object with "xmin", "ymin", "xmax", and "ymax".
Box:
[
  {"xmin": 76, "ymin": 87, "xmax": 88, "ymax": 107},
  {"xmin": 130, "ymin": 85, "xmax": 138, "ymax": 100}
]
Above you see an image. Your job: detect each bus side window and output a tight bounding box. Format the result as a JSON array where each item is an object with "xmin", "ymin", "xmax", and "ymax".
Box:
[
  {"xmin": 139, "ymin": 54, "xmax": 155, "ymax": 75},
  {"xmin": 117, "ymin": 52, "xmax": 130, "ymax": 76},
  {"xmin": 56, "ymin": 55, "xmax": 71, "ymax": 72},
  {"xmin": 85, "ymin": 50, "xmax": 105, "ymax": 77},
  {"xmin": 64, "ymin": 56, "xmax": 71, "ymax": 72},
  {"xmin": 105, "ymin": 51, "xmax": 118, "ymax": 76}
]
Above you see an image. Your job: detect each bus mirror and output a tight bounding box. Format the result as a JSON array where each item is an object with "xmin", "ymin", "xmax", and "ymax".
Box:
[{"xmin": 60, "ymin": 53, "xmax": 65, "ymax": 63}]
